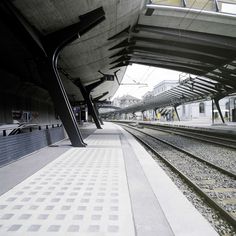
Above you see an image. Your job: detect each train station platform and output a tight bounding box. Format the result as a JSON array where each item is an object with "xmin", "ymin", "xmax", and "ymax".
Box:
[
  {"xmin": 0, "ymin": 122, "xmax": 218, "ymax": 236},
  {"xmin": 119, "ymin": 119, "xmax": 236, "ymax": 134},
  {"xmin": 153, "ymin": 120, "xmax": 236, "ymax": 129}
]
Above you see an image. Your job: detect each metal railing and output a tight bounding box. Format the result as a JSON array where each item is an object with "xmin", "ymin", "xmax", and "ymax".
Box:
[
  {"xmin": 148, "ymin": 0, "xmax": 236, "ymax": 14},
  {"xmin": 0, "ymin": 123, "xmax": 62, "ymax": 137}
]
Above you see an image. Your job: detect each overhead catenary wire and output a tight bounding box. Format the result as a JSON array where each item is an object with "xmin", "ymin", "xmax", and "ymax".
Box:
[
  {"xmin": 128, "ymin": 67, "xmax": 155, "ymax": 96},
  {"xmin": 178, "ymin": 0, "xmax": 198, "ymax": 30},
  {"xmin": 185, "ymin": 0, "xmax": 211, "ymax": 30}
]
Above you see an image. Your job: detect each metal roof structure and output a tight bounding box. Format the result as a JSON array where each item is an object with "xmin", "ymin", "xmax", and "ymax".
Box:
[
  {"xmin": 101, "ymin": 0, "xmax": 236, "ymax": 121},
  {"xmin": 4, "ymin": 0, "xmax": 145, "ymax": 102},
  {"xmin": 1, "ymin": 0, "xmax": 236, "ymax": 145},
  {"xmin": 110, "ymin": 1, "xmax": 236, "ymax": 88},
  {"xmin": 3, "ymin": 0, "xmax": 236, "ymax": 104},
  {"xmin": 102, "ymin": 75, "xmax": 236, "ymax": 117}
]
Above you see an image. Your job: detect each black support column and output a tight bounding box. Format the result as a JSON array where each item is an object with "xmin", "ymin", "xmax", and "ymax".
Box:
[
  {"xmin": 40, "ymin": 7, "xmax": 105, "ymax": 145},
  {"xmin": 3, "ymin": 1, "xmax": 105, "ymax": 147},
  {"xmin": 174, "ymin": 105, "xmax": 180, "ymax": 121},
  {"xmin": 39, "ymin": 61, "xmax": 87, "ymax": 147},
  {"xmin": 94, "ymin": 103, "xmax": 104, "ymax": 125},
  {"xmin": 74, "ymin": 79, "xmax": 102, "ymax": 129},
  {"xmin": 213, "ymin": 97, "xmax": 225, "ymax": 124},
  {"xmin": 93, "ymin": 92, "xmax": 109, "ymax": 126}
]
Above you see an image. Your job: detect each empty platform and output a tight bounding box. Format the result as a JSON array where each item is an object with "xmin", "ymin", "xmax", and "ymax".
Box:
[{"xmin": 0, "ymin": 122, "xmax": 218, "ymax": 236}]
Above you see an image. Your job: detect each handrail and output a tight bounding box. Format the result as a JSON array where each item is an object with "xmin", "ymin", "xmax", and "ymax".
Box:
[
  {"xmin": 0, "ymin": 123, "xmax": 62, "ymax": 136},
  {"xmin": 146, "ymin": 1, "xmax": 236, "ymax": 16}
]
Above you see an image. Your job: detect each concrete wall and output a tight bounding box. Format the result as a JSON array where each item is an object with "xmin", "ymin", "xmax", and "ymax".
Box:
[
  {"xmin": 0, "ymin": 126, "xmax": 65, "ymax": 167},
  {"xmin": 177, "ymin": 97, "xmax": 236, "ymax": 122},
  {"xmin": 0, "ymin": 91, "xmax": 58, "ymax": 125}
]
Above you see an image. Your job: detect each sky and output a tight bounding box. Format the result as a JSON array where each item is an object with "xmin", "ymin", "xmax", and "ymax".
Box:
[{"xmin": 112, "ymin": 64, "xmax": 182, "ymax": 100}]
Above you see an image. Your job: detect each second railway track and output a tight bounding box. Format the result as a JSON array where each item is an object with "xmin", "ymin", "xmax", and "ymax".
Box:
[
  {"xmin": 120, "ymin": 124, "xmax": 236, "ymax": 232},
  {"xmin": 138, "ymin": 122, "xmax": 236, "ymax": 150}
]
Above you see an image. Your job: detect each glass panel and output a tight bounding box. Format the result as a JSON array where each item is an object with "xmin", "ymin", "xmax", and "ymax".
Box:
[
  {"xmin": 151, "ymin": 0, "xmax": 182, "ymax": 7},
  {"xmin": 218, "ymin": 1, "xmax": 236, "ymax": 14},
  {"xmin": 186, "ymin": 0, "xmax": 215, "ymax": 11}
]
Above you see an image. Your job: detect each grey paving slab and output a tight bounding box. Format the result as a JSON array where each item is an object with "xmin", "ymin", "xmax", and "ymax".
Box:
[
  {"xmin": 0, "ymin": 125, "xmax": 135, "ymax": 236},
  {"xmin": 0, "ymin": 122, "xmax": 219, "ymax": 236},
  {"xmin": 120, "ymin": 133, "xmax": 174, "ymax": 236},
  {"xmin": 0, "ymin": 140, "xmax": 71, "ymax": 196},
  {"xmin": 116, "ymin": 124, "xmax": 219, "ymax": 236},
  {"xmin": 0, "ymin": 123, "xmax": 96, "ymax": 195}
]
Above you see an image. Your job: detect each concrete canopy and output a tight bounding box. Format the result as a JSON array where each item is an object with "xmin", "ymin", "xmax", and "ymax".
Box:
[
  {"xmin": 101, "ymin": 1, "xmax": 236, "ymax": 117},
  {"xmin": 1, "ymin": 0, "xmax": 236, "ymax": 107},
  {"xmin": 110, "ymin": 3, "xmax": 236, "ymax": 81},
  {"xmin": 11, "ymin": 0, "xmax": 145, "ymax": 102}
]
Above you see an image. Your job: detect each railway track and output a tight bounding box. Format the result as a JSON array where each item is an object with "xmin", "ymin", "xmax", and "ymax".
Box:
[
  {"xmin": 137, "ymin": 122, "xmax": 236, "ymax": 150},
  {"xmin": 120, "ymin": 124, "xmax": 236, "ymax": 230}
]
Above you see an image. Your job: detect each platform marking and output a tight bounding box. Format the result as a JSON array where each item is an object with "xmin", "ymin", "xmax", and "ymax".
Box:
[
  {"xmin": 0, "ymin": 147, "xmax": 135, "ymax": 235},
  {"xmin": 86, "ymin": 134, "xmax": 121, "ymax": 147}
]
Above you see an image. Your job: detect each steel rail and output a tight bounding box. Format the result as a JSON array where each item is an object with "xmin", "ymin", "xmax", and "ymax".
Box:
[
  {"xmin": 121, "ymin": 124, "xmax": 236, "ymax": 228},
  {"xmin": 120, "ymin": 124, "xmax": 236, "ymax": 178},
  {"xmin": 140, "ymin": 123, "xmax": 236, "ymax": 151}
]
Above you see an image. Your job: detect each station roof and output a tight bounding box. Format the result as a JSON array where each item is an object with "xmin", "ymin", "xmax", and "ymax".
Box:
[
  {"xmin": 102, "ymin": 75, "xmax": 236, "ymax": 115},
  {"xmin": 4, "ymin": 0, "xmax": 144, "ymax": 102},
  {"xmin": 3, "ymin": 0, "xmax": 236, "ymax": 105}
]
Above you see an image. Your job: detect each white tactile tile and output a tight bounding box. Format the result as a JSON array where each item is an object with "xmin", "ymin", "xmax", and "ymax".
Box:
[
  {"xmin": 0, "ymin": 147, "xmax": 135, "ymax": 236},
  {"xmin": 85, "ymin": 134, "xmax": 121, "ymax": 147}
]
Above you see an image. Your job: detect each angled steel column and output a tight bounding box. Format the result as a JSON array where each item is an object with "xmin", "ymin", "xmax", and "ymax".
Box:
[
  {"xmin": 74, "ymin": 79, "xmax": 102, "ymax": 129},
  {"xmin": 94, "ymin": 103, "xmax": 104, "ymax": 125},
  {"xmin": 212, "ymin": 100, "xmax": 215, "ymax": 124},
  {"xmin": 214, "ymin": 97, "xmax": 225, "ymax": 123},
  {"xmin": 40, "ymin": 7, "xmax": 105, "ymax": 146},
  {"xmin": 153, "ymin": 108, "xmax": 158, "ymax": 120},
  {"xmin": 3, "ymin": 1, "xmax": 105, "ymax": 146},
  {"xmin": 93, "ymin": 92, "xmax": 109, "ymax": 126},
  {"xmin": 174, "ymin": 105, "xmax": 180, "ymax": 121},
  {"xmin": 39, "ymin": 61, "xmax": 87, "ymax": 146}
]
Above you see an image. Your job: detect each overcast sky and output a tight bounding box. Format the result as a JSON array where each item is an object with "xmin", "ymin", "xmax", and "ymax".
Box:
[{"xmin": 112, "ymin": 64, "xmax": 182, "ymax": 100}]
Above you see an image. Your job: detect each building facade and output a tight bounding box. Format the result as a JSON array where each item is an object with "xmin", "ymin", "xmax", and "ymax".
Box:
[
  {"xmin": 141, "ymin": 80, "xmax": 236, "ymax": 123},
  {"xmin": 112, "ymin": 95, "xmax": 140, "ymax": 119}
]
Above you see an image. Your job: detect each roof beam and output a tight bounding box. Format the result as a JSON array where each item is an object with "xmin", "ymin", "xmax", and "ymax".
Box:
[
  {"xmin": 108, "ymin": 26, "xmax": 130, "ymax": 40},
  {"xmin": 93, "ymin": 92, "xmax": 109, "ymax": 101},
  {"xmin": 135, "ymin": 24, "xmax": 236, "ymax": 50},
  {"xmin": 130, "ymin": 37, "xmax": 228, "ymax": 59},
  {"xmin": 129, "ymin": 60, "xmax": 204, "ymax": 75},
  {"xmin": 205, "ymin": 74, "xmax": 236, "ymax": 88},
  {"xmin": 131, "ymin": 43, "xmax": 228, "ymax": 65},
  {"xmin": 129, "ymin": 58, "xmax": 207, "ymax": 74},
  {"xmin": 85, "ymin": 77, "xmax": 106, "ymax": 93},
  {"xmin": 129, "ymin": 53, "xmax": 214, "ymax": 69},
  {"xmin": 108, "ymin": 39, "xmax": 135, "ymax": 51}
]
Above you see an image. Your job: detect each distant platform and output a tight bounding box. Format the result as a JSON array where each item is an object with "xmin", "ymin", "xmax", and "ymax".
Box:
[
  {"xmin": 153, "ymin": 120, "xmax": 236, "ymax": 129},
  {"xmin": 0, "ymin": 122, "xmax": 218, "ymax": 235},
  {"xmin": 115, "ymin": 119, "xmax": 236, "ymax": 133}
]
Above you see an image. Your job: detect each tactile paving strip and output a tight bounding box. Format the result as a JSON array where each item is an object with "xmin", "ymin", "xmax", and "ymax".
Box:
[
  {"xmin": 0, "ymin": 147, "xmax": 135, "ymax": 235},
  {"xmin": 85, "ymin": 134, "xmax": 121, "ymax": 147}
]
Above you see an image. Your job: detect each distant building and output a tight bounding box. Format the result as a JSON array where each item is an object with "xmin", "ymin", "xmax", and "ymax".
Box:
[
  {"xmin": 112, "ymin": 95, "xmax": 140, "ymax": 120},
  {"xmin": 112, "ymin": 95, "xmax": 140, "ymax": 108},
  {"xmin": 153, "ymin": 80, "xmax": 179, "ymax": 96},
  {"xmin": 111, "ymin": 80, "xmax": 236, "ymax": 123},
  {"xmin": 142, "ymin": 91, "xmax": 154, "ymax": 100},
  {"xmin": 177, "ymin": 97, "xmax": 236, "ymax": 122},
  {"xmin": 143, "ymin": 80, "xmax": 178, "ymax": 121},
  {"xmin": 143, "ymin": 80, "xmax": 236, "ymax": 123}
]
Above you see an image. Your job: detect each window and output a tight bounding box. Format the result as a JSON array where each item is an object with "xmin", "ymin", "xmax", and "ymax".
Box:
[
  {"xmin": 182, "ymin": 105, "xmax": 186, "ymax": 115},
  {"xmin": 199, "ymin": 102, "xmax": 205, "ymax": 113},
  {"xmin": 225, "ymin": 102, "xmax": 229, "ymax": 110}
]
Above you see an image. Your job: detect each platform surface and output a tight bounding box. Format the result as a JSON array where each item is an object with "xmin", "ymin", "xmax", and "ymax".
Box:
[
  {"xmin": 0, "ymin": 122, "xmax": 218, "ymax": 235},
  {"xmin": 141, "ymin": 120, "xmax": 236, "ymax": 132}
]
